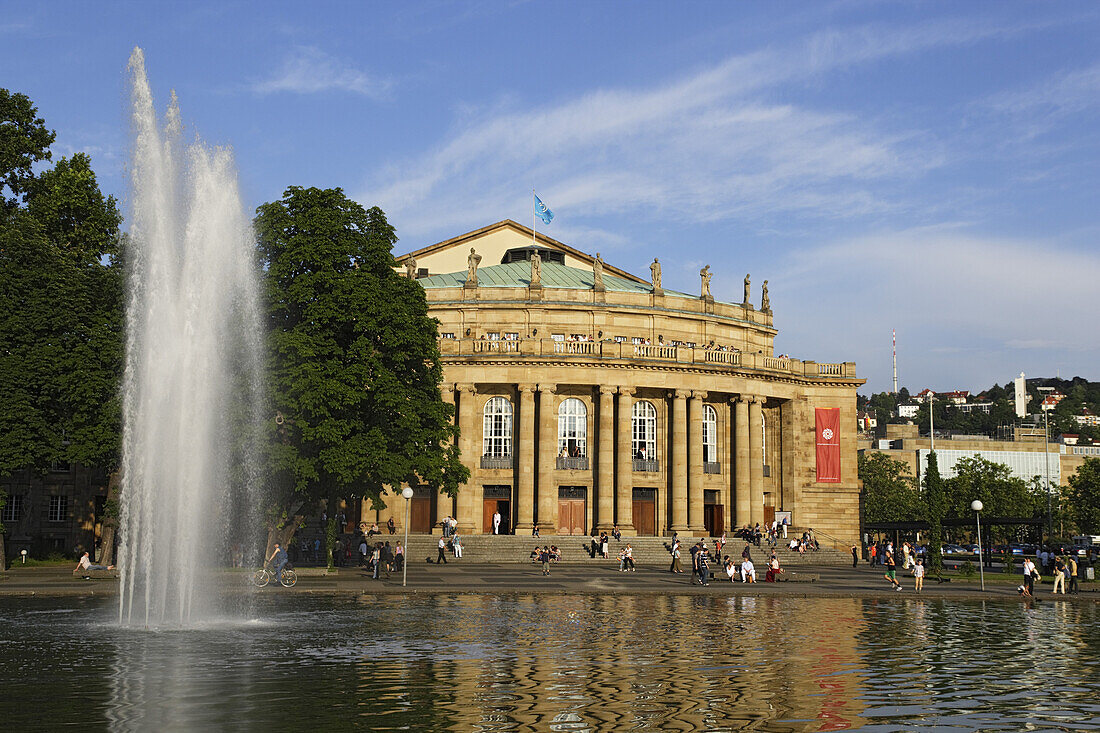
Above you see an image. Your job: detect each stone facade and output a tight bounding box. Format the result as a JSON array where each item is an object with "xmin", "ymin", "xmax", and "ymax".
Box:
[{"xmin": 367, "ymin": 220, "xmax": 864, "ymax": 544}]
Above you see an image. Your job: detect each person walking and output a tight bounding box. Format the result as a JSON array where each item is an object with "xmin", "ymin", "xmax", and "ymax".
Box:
[
  {"xmin": 869, "ymin": 543, "xmax": 877, "ymax": 567},
  {"xmin": 540, "ymin": 546, "xmax": 552, "ymax": 576},
  {"xmin": 690, "ymin": 541, "xmax": 702, "ymax": 585},
  {"xmin": 623, "ymin": 544, "xmax": 636, "ymax": 571},
  {"xmin": 1069, "ymin": 556, "xmax": 1080, "ymax": 595},
  {"xmin": 913, "ymin": 559, "xmax": 925, "ymax": 593},
  {"xmin": 698, "ymin": 547, "xmax": 711, "ymax": 586},
  {"xmin": 883, "ymin": 548, "xmax": 901, "ymax": 590},
  {"xmin": 371, "ymin": 544, "xmax": 382, "ymax": 580},
  {"xmin": 670, "ymin": 542, "xmax": 683, "ymax": 573},
  {"xmin": 394, "ymin": 541, "xmax": 404, "ymax": 572},
  {"xmin": 601, "ymin": 533, "xmax": 609, "ymax": 559},
  {"xmin": 492, "ymin": 510, "xmax": 501, "ymax": 535},
  {"xmin": 1022, "ymin": 556, "xmax": 1037, "ymax": 596},
  {"xmin": 851, "ymin": 545, "xmax": 859, "ymax": 568},
  {"xmin": 1053, "ymin": 557, "xmax": 1066, "ymax": 594},
  {"xmin": 437, "ymin": 536, "xmax": 449, "ymax": 564},
  {"xmin": 452, "ymin": 532, "xmax": 463, "ymax": 558},
  {"xmin": 358, "ymin": 538, "xmax": 369, "ymax": 567}
]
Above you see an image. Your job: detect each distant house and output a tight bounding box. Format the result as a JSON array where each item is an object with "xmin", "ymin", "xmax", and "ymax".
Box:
[
  {"xmin": 954, "ymin": 402, "xmax": 993, "ymax": 414},
  {"xmin": 1075, "ymin": 407, "xmax": 1100, "ymax": 427},
  {"xmin": 857, "ymin": 410, "xmax": 878, "ymax": 431},
  {"xmin": 914, "ymin": 389, "xmax": 935, "ymax": 403},
  {"xmin": 1060, "ymin": 434, "xmax": 1080, "ymax": 446},
  {"xmin": 1041, "ymin": 392, "xmax": 1066, "ymax": 411},
  {"xmin": 941, "ymin": 390, "xmax": 970, "ymax": 404},
  {"xmin": 898, "ymin": 404, "xmax": 920, "ymax": 418}
]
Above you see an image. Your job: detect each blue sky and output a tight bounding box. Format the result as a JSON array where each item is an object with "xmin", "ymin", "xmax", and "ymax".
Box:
[{"xmin": 3, "ymin": 1, "xmax": 1099, "ymax": 395}]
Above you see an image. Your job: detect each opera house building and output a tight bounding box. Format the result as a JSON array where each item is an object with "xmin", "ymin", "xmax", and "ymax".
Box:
[{"xmin": 388, "ymin": 220, "xmax": 863, "ymax": 543}]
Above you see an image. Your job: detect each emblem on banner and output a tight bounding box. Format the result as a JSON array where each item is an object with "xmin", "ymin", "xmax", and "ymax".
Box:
[{"xmin": 821, "ymin": 428, "xmax": 833, "ymax": 441}]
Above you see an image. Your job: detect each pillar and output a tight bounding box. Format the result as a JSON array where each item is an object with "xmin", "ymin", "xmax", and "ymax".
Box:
[
  {"xmin": 516, "ymin": 384, "xmax": 536, "ymax": 531},
  {"xmin": 670, "ymin": 389, "xmax": 689, "ymax": 532},
  {"xmin": 616, "ymin": 387, "xmax": 635, "ymax": 533},
  {"xmin": 456, "ymin": 383, "xmax": 478, "ymax": 533},
  {"xmin": 734, "ymin": 395, "xmax": 750, "ymax": 529},
  {"xmin": 688, "ymin": 391, "xmax": 707, "ymax": 533},
  {"xmin": 537, "ymin": 384, "xmax": 557, "ymax": 533},
  {"xmin": 749, "ymin": 395, "xmax": 765, "ymax": 527},
  {"xmin": 597, "ymin": 385, "xmax": 615, "ymax": 531},
  {"xmin": 435, "ymin": 384, "xmax": 456, "ymax": 531}
]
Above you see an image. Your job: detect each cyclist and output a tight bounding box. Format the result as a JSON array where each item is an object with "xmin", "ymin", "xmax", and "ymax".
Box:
[{"xmin": 267, "ymin": 542, "xmax": 288, "ymax": 586}]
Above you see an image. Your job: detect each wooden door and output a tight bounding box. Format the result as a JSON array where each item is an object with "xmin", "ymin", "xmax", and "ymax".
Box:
[
  {"xmin": 483, "ymin": 499, "xmax": 500, "ymax": 534},
  {"xmin": 764, "ymin": 505, "xmax": 775, "ymax": 527},
  {"xmin": 632, "ymin": 500, "xmax": 655, "ymax": 536},
  {"xmin": 557, "ymin": 499, "xmax": 585, "ymax": 535},
  {"xmin": 409, "ymin": 497, "xmax": 431, "ymax": 533},
  {"xmin": 704, "ymin": 505, "xmax": 724, "ymax": 537}
]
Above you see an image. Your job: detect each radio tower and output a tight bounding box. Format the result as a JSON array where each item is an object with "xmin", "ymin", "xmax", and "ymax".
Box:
[{"xmin": 892, "ymin": 329, "xmax": 898, "ymax": 394}]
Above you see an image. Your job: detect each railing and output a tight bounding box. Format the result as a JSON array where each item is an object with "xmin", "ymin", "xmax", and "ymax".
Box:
[
  {"xmin": 480, "ymin": 455, "xmax": 512, "ymax": 469},
  {"xmin": 704, "ymin": 461, "xmax": 721, "ymax": 474},
  {"xmin": 762, "ymin": 356, "xmax": 790, "ymax": 371},
  {"xmin": 704, "ymin": 350, "xmax": 740, "ymax": 365},
  {"xmin": 440, "ymin": 338, "xmax": 857, "ymax": 379},
  {"xmin": 472, "ymin": 339, "xmax": 520, "ymax": 353},
  {"xmin": 554, "ymin": 341, "xmax": 598, "ymax": 355},
  {"xmin": 556, "ymin": 456, "xmax": 590, "ymax": 470},
  {"xmin": 633, "ymin": 344, "xmax": 677, "ymax": 359},
  {"xmin": 633, "ymin": 459, "xmax": 660, "ymax": 473}
]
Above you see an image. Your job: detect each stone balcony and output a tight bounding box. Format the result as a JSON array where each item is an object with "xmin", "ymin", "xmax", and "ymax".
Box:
[{"xmin": 439, "ymin": 337, "xmax": 856, "ymax": 379}]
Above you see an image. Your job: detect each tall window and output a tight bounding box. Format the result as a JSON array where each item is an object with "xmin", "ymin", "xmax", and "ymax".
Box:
[
  {"xmin": 702, "ymin": 405, "xmax": 717, "ymax": 463},
  {"xmin": 632, "ymin": 401, "xmax": 657, "ymax": 459},
  {"xmin": 557, "ymin": 398, "xmax": 588, "ymax": 457},
  {"xmin": 2, "ymin": 495, "xmax": 24, "ymax": 523},
  {"xmin": 482, "ymin": 397, "xmax": 513, "ymax": 457},
  {"xmin": 48, "ymin": 495, "xmax": 68, "ymax": 522}
]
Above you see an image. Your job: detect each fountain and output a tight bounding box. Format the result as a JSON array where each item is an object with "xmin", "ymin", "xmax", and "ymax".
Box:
[{"xmin": 117, "ymin": 48, "xmax": 266, "ymax": 627}]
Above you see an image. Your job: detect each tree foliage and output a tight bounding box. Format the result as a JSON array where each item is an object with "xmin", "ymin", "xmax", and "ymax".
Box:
[
  {"xmin": 858, "ymin": 452, "xmax": 920, "ymax": 523},
  {"xmin": 923, "ymin": 451, "xmax": 946, "ymax": 572},
  {"xmin": 0, "ymin": 92, "xmax": 123, "ymax": 478},
  {"xmin": 943, "ymin": 456, "xmax": 1040, "ymax": 543},
  {"xmin": 1067, "ymin": 457, "xmax": 1100, "ymax": 535},
  {"xmin": 255, "ymin": 187, "xmax": 467, "ymax": 532}
]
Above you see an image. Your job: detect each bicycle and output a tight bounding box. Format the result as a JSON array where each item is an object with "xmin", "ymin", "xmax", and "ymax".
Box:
[{"xmin": 251, "ymin": 563, "xmax": 297, "ymax": 588}]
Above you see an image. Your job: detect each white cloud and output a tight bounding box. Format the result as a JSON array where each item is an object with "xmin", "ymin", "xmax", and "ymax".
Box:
[
  {"xmin": 252, "ymin": 47, "xmax": 387, "ymax": 97},
  {"xmin": 773, "ymin": 229, "xmax": 1100, "ymax": 391},
  {"xmin": 980, "ymin": 62, "xmax": 1100, "ymax": 141},
  {"xmin": 357, "ymin": 17, "xmax": 1031, "ymax": 238}
]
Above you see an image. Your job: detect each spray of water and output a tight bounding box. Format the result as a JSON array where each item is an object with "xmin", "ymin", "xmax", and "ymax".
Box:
[{"xmin": 118, "ymin": 48, "xmax": 266, "ymax": 627}]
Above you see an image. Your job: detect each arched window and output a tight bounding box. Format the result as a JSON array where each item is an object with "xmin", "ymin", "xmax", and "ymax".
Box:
[
  {"xmin": 702, "ymin": 405, "xmax": 718, "ymax": 463},
  {"xmin": 632, "ymin": 401, "xmax": 657, "ymax": 460},
  {"xmin": 482, "ymin": 397, "xmax": 513, "ymax": 457},
  {"xmin": 557, "ymin": 398, "xmax": 587, "ymax": 457}
]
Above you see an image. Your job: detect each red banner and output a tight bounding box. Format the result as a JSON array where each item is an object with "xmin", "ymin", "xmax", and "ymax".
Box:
[{"xmin": 815, "ymin": 408, "xmax": 841, "ymax": 483}]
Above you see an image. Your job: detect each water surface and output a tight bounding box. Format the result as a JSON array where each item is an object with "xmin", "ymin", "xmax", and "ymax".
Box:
[{"xmin": 3, "ymin": 594, "xmax": 1099, "ymax": 731}]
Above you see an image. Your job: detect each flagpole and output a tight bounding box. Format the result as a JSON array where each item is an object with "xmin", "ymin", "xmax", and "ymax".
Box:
[{"xmin": 532, "ymin": 188, "xmax": 536, "ymax": 248}]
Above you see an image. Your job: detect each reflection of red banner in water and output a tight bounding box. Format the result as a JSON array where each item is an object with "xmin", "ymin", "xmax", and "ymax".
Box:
[{"xmin": 815, "ymin": 408, "xmax": 841, "ymax": 483}]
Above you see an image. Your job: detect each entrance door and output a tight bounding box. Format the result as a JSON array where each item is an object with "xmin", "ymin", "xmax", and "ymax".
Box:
[
  {"xmin": 632, "ymin": 487, "xmax": 656, "ymax": 536},
  {"xmin": 483, "ymin": 499, "xmax": 510, "ymax": 534},
  {"xmin": 764, "ymin": 505, "xmax": 775, "ymax": 527},
  {"xmin": 409, "ymin": 497, "xmax": 431, "ymax": 533},
  {"xmin": 557, "ymin": 500, "xmax": 584, "ymax": 535},
  {"xmin": 704, "ymin": 505, "xmax": 724, "ymax": 537}
]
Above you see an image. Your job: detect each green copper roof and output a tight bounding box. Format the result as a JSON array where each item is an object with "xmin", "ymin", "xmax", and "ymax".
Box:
[{"xmin": 419, "ymin": 261, "xmax": 692, "ymax": 297}]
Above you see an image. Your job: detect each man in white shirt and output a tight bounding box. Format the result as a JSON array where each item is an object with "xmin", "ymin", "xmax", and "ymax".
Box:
[
  {"xmin": 492, "ymin": 510, "xmax": 501, "ymax": 535},
  {"xmin": 741, "ymin": 558, "xmax": 756, "ymax": 582},
  {"xmin": 75, "ymin": 551, "xmax": 114, "ymax": 577}
]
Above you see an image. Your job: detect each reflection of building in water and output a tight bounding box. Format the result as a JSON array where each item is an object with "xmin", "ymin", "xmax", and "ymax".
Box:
[
  {"xmin": 365, "ymin": 220, "xmax": 864, "ymax": 545},
  {"xmin": 357, "ymin": 593, "xmax": 868, "ymax": 731}
]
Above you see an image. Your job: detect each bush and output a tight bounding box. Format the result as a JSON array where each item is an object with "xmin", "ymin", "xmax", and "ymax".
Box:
[{"xmin": 960, "ymin": 561, "xmax": 976, "ymax": 577}]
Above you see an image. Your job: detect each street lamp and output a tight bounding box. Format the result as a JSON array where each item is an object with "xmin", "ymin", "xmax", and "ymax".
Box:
[
  {"xmin": 401, "ymin": 486, "xmax": 414, "ymax": 587},
  {"xmin": 1038, "ymin": 386, "xmax": 1054, "ymax": 549},
  {"xmin": 971, "ymin": 500, "xmax": 985, "ymax": 592}
]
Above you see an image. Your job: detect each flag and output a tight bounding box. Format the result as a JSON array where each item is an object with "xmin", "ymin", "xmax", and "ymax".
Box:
[{"xmin": 534, "ymin": 194, "xmax": 554, "ymax": 225}]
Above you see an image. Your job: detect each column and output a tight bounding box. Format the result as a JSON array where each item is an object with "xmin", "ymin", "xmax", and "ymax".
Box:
[
  {"xmin": 435, "ymin": 385, "xmax": 456, "ymax": 531},
  {"xmin": 616, "ymin": 387, "xmax": 635, "ymax": 533},
  {"xmin": 516, "ymin": 385, "xmax": 536, "ymax": 531},
  {"xmin": 670, "ymin": 389, "xmax": 689, "ymax": 532},
  {"xmin": 734, "ymin": 395, "xmax": 750, "ymax": 530},
  {"xmin": 537, "ymin": 384, "xmax": 557, "ymax": 533},
  {"xmin": 597, "ymin": 385, "xmax": 616, "ymax": 531},
  {"xmin": 456, "ymin": 383, "xmax": 478, "ymax": 533},
  {"xmin": 722, "ymin": 400, "xmax": 734, "ymax": 532},
  {"xmin": 749, "ymin": 395, "xmax": 765, "ymax": 526},
  {"xmin": 688, "ymin": 391, "xmax": 707, "ymax": 533}
]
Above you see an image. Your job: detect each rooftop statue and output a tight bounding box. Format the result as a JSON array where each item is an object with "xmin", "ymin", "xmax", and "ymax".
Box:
[{"xmin": 650, "ymin": 258, "xmax": 662, "ymax": 289}]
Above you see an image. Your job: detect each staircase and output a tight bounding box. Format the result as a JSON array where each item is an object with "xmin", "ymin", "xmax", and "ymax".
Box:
[{"xmin": 381, "ymin": 534, "xmax": 852, "ymax": 567}]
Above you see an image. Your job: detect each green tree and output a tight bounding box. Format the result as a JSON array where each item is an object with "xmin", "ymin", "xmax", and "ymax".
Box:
[
  {"xmin": 255, "ymin": 187, "xmax": 467, "ymax": 566},
  {"xmin": 0, "ymin": 89, "xmax": 55, "ymax": 213},
  {"xmin": 944, "ymin": 456, "xmax": 1037, "ymax": 544},
  {"xmin": 1067, "ymin": 458, "xmax": 1100, "ymax": 535},
  {"xmin": 923, "ymin": 451, "xmax": 946, "ymax": 573},
  {"xmin": 858, "ymin": 452, "xmax": 920, "ymax": 523}
]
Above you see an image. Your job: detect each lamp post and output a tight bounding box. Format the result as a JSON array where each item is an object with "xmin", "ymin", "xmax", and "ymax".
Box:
[
  {"xmin": 971, "ymin": 500, "xmax": 985, "ymax": 592},
  {"xmin": 1038, "ymin": 386, "xmax": 1054, "ymax": 549},
  {"xmin": 401, "ymin": 486, "xmax": 414, "ymax": 587}
]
